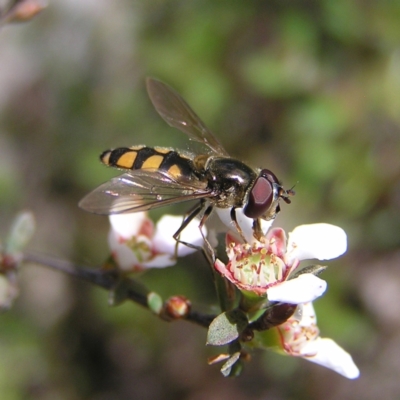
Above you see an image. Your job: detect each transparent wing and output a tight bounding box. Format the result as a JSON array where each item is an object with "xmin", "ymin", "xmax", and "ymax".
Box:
[
  {"xmin": 146, "ymin": 77, "xmax": 230, "ymax": 157},
  {"xmin": 79, "ymin": 170, "xmax": 211, "ymax": 215}
]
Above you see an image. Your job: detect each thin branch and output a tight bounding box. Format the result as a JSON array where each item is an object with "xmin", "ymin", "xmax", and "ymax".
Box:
[{"xmin": 23, "ymin": 251, "xmax": 215, "ymax": 328}]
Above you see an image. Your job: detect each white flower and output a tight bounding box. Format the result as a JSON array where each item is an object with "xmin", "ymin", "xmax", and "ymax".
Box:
[
  {"xmin": 108, "ymin": 212, "xmax": 205, "ymax": 272},
  {"xmin": 277, "ymin": 302, "xmax": 360, "ymax": 379},
  {"xmin": 214, "ymin": 223, "xmax": 347, "ymax": 304},
  {"xmin": 286, "ymin": 223, "xmax": 347, "ymax": 264},
  {"xmin": 152, "ymin": 215, "xmax": 205, "ymax": 257},
  {"xmin": 266, "ymin": 274, "xmax": 327, "ymax": 303}
]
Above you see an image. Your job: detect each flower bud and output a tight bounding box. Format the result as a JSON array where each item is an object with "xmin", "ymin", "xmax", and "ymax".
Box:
[{"xmin": 164, "ymin": 295, "xmax": 191, "ymax": 319}]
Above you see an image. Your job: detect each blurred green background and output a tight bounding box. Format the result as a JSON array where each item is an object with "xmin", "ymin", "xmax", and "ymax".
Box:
[{"xmin": 1, "ymin": 0, "xmax": 400, "ymax": 399}]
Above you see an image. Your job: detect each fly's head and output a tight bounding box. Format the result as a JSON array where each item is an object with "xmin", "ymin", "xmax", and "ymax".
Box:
[{"xmin": 243, "ymin": 169, "xmax": 294, "ymax": 221}]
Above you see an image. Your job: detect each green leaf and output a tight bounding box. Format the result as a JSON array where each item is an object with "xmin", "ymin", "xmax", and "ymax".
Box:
[
  {"xmin": 251, "ymin": 329, "xmax": 282, "ymax": 351},
  {"xmin": 207, "ymin": 309, "xmax": 248, "ymax": 346},
  {"xmin": 220, "ymin": 352, "xmax": 241, "ymax": 377},
  {"xmin": 291, "ymin": 264, "xmax": 327, "ymax": 279},
  {"xmin": 147, "ymin": 292, "xmax": 163, "ymax": 315},
  {"xmin": 5, "ymin": 211, "xmax": 35, "ymax": 254},
  {"xmin": 239, "ymin": 290, "xmax": 269, "ymax": 313},
  {"xmin": 213, "ymin": 269, "xmax": 238, "ymax": 312}
]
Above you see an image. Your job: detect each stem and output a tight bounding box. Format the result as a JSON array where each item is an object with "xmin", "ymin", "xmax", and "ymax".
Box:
[
  {"xmin": 249, "ymin": 303, "xmax": 297, "ymax": 331},
  {"xmin": 23, "ymin": 251, "xmax": 215, "ymax": 328}
]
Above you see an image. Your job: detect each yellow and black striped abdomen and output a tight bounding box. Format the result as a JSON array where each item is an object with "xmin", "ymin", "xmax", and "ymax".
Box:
[{"xmin": 101, "ymin": 146, "xmax": 198, "ymax": 180}]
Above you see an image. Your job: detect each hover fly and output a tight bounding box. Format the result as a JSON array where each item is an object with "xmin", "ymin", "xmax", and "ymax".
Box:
[{"xmin": 79, "ymin": 78, "xmax": 294, "ymax": 258}]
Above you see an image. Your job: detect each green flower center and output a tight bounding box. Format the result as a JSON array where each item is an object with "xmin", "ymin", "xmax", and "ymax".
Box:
[
  {"xmin": 126, "ymin": 237, "xmax": 151, "ymax": 263},
  {"xmin": 228, "ymin": 243, "xmax": 285, "ymax": 288}
]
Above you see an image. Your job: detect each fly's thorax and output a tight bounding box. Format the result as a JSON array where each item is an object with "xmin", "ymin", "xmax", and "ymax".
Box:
[
  {"xmin": 100, "ymin": 146, "xmax": 199, "ymax": 181},
  {"xmin": 205, "ymin": 157, "xmax": 257, "ymax": 208}
]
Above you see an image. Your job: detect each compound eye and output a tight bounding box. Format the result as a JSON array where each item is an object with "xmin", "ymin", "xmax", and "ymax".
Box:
[
  {"xmin": 244, "ymin": 173, "xmax": 274, "ymax": 219},
  {"xmin": 261, "ymin": 169, "xmax": 279, "ymax": 184}
]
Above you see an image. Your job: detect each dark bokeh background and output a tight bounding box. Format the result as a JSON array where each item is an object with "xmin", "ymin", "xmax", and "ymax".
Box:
[{"xmin": 1, "ymin": 1, "xmax": 400, "ymax": 399}]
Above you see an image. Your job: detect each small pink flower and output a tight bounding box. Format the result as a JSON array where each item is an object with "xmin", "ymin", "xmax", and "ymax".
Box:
[
  {"xmin": 214, "ymin": 223, "xmax": 347, "ymax": 303},
  {"xmin": 108, "ymin": 212, "xmax": 205, "ymax": 272},
  {"xmin": 277, "ymin": 302, "xmax": 359, "ymax": 379}
]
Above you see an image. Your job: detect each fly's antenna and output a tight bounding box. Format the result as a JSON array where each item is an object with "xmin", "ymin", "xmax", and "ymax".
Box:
[{"xmin": 281, "ymin": 182, "xmax": 297, "ymax": 204}]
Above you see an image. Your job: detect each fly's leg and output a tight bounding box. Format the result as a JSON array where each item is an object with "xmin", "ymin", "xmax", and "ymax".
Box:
[
  {"xmin": 173, "ymin": 200, "xmax": 216, "ymax": 264},
  {"xmin": 252, "ymin": 218, "xmax": 263, "ymax": 241},
  {"xmin": 230, "ymin": 207, "xmax": 248, "ymax": 243},
  {"xmin": 173, "ymin": 200, "xmax": 205, "ymax": 256},
  {"xmin": 197, "ymin": 204, "xmax": 215, "ymax": 264},
  {"xmin": 230, "ymin": 208, "xmax": 263, "ymax": 242}
]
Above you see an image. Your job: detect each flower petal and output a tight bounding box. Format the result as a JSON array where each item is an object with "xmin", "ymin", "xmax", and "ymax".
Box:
[
  {"xmin": 266, "ymin": 228, "xmax": 287, "ymax": 257},
  {"xmin": 298, "ymin": 302, "xmax": 318, "ymax": 327},
  {"xmin": 108, "ymin": 229, "xmax": 174, "ymax": 270},
  {"xmin": 108, "ymin": 229, "xmax": 141, "ymax": 271},
  {"xmin": 109, "ymin": 212, "xmax": 152, "ymax": 239},
  {"xmin": 152, "ymin": 215, "xmax": 206, "ymax": 257},
  {"xmin": 142, "ymin": 254, "xmax": 176, "ymax": 268},
  {"xmin": 108, "ymin": 220, "xmax": 155, "ymax": 270},
  {"xmin": 301, "ymin": 337, "xmax": 360, "ymax": 379},
  {"xmin": 267, "ymin": 274, "xmax": 327, "ymax": 304},
  {"xmin": 287, "ymin": 223, "xmax": 347, "ymax": 262}
]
